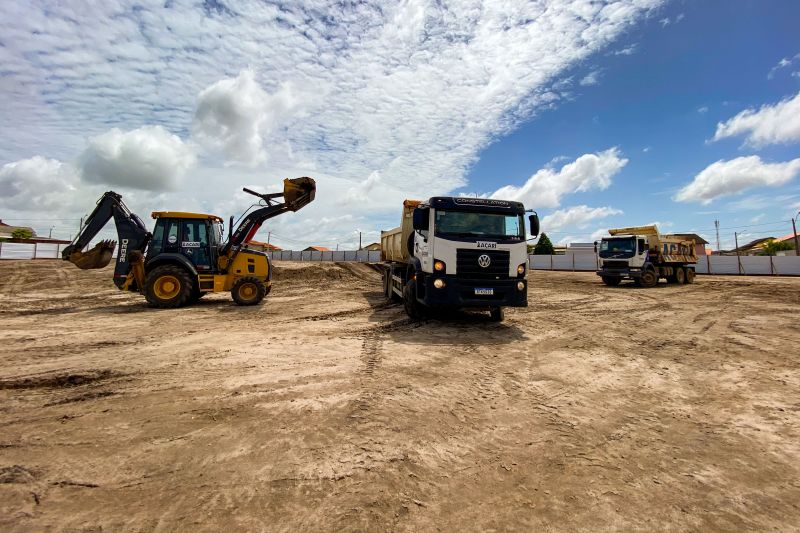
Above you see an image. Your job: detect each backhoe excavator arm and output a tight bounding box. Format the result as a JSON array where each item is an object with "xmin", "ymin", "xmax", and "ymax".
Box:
[
  {"xmin": 220, "ymin": 177, "xmax": 315, "ymax": 257},
  {"xmin": 62, "ymin": 191, "xmax": 151, "ymax": 288}
]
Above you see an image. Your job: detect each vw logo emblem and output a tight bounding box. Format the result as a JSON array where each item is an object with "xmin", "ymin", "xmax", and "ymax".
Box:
[{"xmin": 478, "ymin": 254, "xmax": 491, "ymax": 268}]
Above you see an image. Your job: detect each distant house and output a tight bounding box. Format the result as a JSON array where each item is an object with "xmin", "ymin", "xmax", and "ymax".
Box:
[
  {"xmin": 0, "ymin": 219, "xmax": 70, "ymax": 244},
  {"xmin": 673, "ymin": 233, "xmax": 709, "ymax": 257},
  {"xmin": 0, "ymin": 220, "xmax": 36, "ymax": 239},
  {"xmin": 247, "ymin": 240, "xmax": 281, "ymax": 252},
  {"xmin": 720, "ymin": 237, "xmax": 774, "ymax": 256},
  {"xmin": 363, "ymin": 242, "xmax": 381, "ymax": 251},
  {"xmin": 303, "ymin": 246, "xmax": 331, "ymax": 252}
]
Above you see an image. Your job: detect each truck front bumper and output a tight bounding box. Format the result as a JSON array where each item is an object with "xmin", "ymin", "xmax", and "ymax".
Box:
[
  {"xmin": 419, "ymin": 274, "xmax": 528, "ymax": 308},
  {"xmin": 596, "ymin": 268, "xmax": 642, "ymax": 279}
]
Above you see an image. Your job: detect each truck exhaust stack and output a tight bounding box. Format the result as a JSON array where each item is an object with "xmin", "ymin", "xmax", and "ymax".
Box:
[{"xmin": 65, "ymin": 239, "xmax": 116, "ymax": 270}]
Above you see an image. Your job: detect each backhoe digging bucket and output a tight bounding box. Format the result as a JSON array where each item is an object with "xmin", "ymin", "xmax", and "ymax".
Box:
[
  {"xmin": 283, "ymin": 177, "xmax": 316, "ymax": 211},
  {"xmin": 67, "ymin": 239, "xmax": 117, "ymax": 270}
]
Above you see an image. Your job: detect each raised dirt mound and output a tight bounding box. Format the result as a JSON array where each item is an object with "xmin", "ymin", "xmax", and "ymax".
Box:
[{"xmin": 271, "ymin": 261, "xmax": 380, "ymax": 284}]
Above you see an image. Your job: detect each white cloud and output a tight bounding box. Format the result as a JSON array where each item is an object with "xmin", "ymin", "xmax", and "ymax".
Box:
[
  {"xmin": 675, "ymin": 156, "xmax": 800, "ymax": 204},
  {"xmin": 192, "ymin": 69, "xmax": 308, "ymax": 167},
  {"xmin": 768, "ymin": 52, "xmax": 800, "ymax": 79},
  {"xmin": 0, "ymin": 156, "xmax": 81, "ymax": 211},
  {"xmin": 697, "ymin": 106, "xmax": 708, "ymax": 114},
  {"xmin": 610, "ymin": 45, "xmax": 637, "ymax": 56},
  {"xmin": 0, "ymin": 1, "xmax": 661, "ymax": 197},
  {"xmin": 580, "ymin": 71, "xmax": 601, "ymax": 86},
  {"xmin": 79, "ymin": 126, "xmax": 196, "ymax": 191},
  {"xmin": 712, "ymin": 91, "xmax": 800, "ymax": 147},
  {"xmin": 541, "ymin": 205, "xmax": 623, "ymax": 232},
  {"xmin": 492, "ymin": 148, "xmax": 628, "ymax": 208}
]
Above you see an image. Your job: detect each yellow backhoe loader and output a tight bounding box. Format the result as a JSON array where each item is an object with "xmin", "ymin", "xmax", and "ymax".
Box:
[{"xmin": 62, "ymin": 178, "xmax": 315, "ymax": 308}]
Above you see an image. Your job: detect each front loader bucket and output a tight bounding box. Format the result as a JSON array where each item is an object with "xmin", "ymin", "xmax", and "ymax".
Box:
[
  {"xmin": 283, "ymin": 177, "xmax": 316, "ymax": 211},
  {"xmin": 67, "ymin": 239, "xmax": 117, "ymax": 270}
]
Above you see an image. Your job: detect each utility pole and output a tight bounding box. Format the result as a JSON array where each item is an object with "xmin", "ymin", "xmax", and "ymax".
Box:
[
  {"xmin": 358, "ymin": 231, "xmax": 362, "ymax": 250},
  {"xmin": 714, "ymin": 219, "xmax": 721, "ymax": 253},
  {"xmin": 267, "ymin": 231, "xmax": 271, "ymax": 247},
  {"xmin": 792, "ymin": 213, "xmax": 799, "ymax": 257},
  {"xmin": 48, "ymin": 226, "xmax": 54, "ymax": 238},
  {"xmin": 734, "ymin": 231, "xmax": 742, "ymax": 275}
]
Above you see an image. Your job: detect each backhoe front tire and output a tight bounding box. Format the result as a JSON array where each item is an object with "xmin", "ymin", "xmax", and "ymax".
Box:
[
  {"xmin": 145, "ymin": 265, "xmax": 194, "ymax": 308},
  {"xmin": 601, "ymin": 276, "xmax": 621, "ymax": 286},
  {"xmin": 232, "ymin": 277, "xmax": 267, "ymax": 306}
]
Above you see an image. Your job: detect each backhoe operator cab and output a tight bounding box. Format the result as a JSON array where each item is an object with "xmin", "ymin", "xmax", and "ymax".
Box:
[{"xmin": 62, "ymin": 177, "xmax": 315, "ymax": 308}]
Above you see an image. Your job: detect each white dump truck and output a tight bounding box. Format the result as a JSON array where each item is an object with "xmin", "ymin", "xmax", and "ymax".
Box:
[
  {"xmin": 596, "ymin": 225, "xmax": 697, "ymax": 288},
  {"xmin": 380, "ymin": 197, "xmax": 539, "ymax": 321}
]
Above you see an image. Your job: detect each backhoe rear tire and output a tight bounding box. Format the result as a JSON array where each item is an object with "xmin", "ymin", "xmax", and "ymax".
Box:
[
  {"xmin": 232, "ymin": 276, "xmax": 267, "ymax": 306},
  {"xmin": 145, "ymin": 265, "xmax": 194, "ymax": 308},
  {"xmin": 685, "ymin": 268, "xmax": 696, "ymax": 284}
]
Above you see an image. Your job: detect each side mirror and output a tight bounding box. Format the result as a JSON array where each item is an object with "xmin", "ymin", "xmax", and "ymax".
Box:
[
  {"xmin": 412, "ymin": 208, "xmax": 429, "ymax": 231},
  {"xmin": 528, "ymin": 213, "xmax": 540, "ymax": 237},
  {"xmin": 593, "ymin": 241, "xmax": 598, "ymax": 253}
]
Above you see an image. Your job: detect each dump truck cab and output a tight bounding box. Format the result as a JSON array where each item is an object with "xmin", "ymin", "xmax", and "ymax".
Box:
[{"xmin": 381, "ymin": 196, "xmax": 539, "ymax": 321}]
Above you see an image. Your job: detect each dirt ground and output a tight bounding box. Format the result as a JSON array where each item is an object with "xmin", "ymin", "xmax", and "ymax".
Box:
[{"xmin": 1, "ymin": 260, "xmax": 799, "ymax": 532}]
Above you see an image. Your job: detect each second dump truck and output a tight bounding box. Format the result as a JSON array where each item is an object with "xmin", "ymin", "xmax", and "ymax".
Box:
[
  {"xmin": 381, "ymin": 197, "xmax": 539, "ymax": 321},
  {"xmin": 596, "ymin": 225, "xmax": 697, "ymax": 288}
]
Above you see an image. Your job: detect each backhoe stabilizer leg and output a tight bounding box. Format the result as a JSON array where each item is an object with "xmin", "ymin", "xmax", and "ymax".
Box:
[{"xmin": 65, "ymin": 239, "xmax": 117, "ymax": 270}]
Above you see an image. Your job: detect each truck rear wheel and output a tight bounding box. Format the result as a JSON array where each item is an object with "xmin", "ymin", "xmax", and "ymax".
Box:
[
  {"xmin": 231, "ymin": 276, "xmax": 267, "ymax": 305},
  {"xmin": 145, "ymin": 264, "xmax": 194, "ymax": 308},
  {"xmin": 685, "ymin": 268, "xmax": 695, "ymax": 284},
  {"xmin": 601, "ymin": 276, "xmax": 621, "ymax": 286},
  {"xmin": 403, "ymin": 279, "xmax": 427, "ymax": 320},
  {"xmin": 674, "ymin": 267, "xmax": 686, "ymax": 285},
  {"xmin": 489, "ymin": 308, "xmax": 505, "ymax": 322},
  {"xmin": 640, "ymin": 269, "xmax": 657, "ymax": 288}
]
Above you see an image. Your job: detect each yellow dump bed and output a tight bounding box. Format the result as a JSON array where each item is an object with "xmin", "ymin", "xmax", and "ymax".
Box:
[
  {"xmin": 607, "ymin": 225, "xmax": 697, "ymax": 263},
  {"xmin": 381, "ymin": 200, "xmax": 420, "ymax": 262}
]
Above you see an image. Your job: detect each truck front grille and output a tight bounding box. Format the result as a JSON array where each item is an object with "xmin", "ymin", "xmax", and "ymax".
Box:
[
  {"xmin": 603, "ymin": 260, "xmax": 629, "ymax": 268},
  {"xmin": 456, "ymin": 249, "xmax": 510, "ymax": 279}
]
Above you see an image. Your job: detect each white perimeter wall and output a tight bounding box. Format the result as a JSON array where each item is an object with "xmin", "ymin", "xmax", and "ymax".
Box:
[{"xmin": 3, "ymin": 242, "xmax": 799, "ymax": 276}]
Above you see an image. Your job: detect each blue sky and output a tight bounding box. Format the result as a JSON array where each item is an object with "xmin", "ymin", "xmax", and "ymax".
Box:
[
  {"xmin": 466, "ymin": 1, "xmax": 800, "ymax": 247},
  {"xmin": 1, "ymin": 1, "xmax": 799, "ymax": 250}
]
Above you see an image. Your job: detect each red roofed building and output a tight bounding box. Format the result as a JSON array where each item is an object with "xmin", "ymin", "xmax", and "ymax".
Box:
[
  {"xmin": 303, "ymin": 246, "xmax": 331, "ymax": 252},
  {"xmin": 247, "ymin": 240, "xmax": 282, "ymax": 252}
]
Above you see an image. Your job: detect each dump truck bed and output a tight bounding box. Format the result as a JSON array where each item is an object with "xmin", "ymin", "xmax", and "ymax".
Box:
[{"xmin": 380, "ymin": 199, "xmax": 420, "ymax": 262}]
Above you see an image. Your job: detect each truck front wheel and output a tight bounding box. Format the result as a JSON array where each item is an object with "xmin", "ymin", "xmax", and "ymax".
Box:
[
  {"xmin": 640, "ymin": 269, "xmax": 657, "ymax": 288},
  {"xmin": 403, "ymin": 279, "xmax": 427, "ymax": 320},
  {"xmin": 489, "ymin": 308, "xmax": 505, "ymax": 322},
  {"xmin": 601, "ymin": 276, "xmax": 621, "ymax": 286}
]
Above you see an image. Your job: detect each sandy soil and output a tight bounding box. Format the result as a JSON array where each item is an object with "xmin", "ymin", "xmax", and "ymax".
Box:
[{"xmin": 1, "ymin": 260, "xmax": 799, "ymax": 532}]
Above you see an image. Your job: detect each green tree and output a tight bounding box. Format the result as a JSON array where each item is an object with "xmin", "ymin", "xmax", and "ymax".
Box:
[
  {"xmin": 760, "ymin": 239, "xmax": 794, "ymax": 256},
  {"xmin": 533, "ymin": 232, "xmax": 554, "ymax": 255},
  {"xmin": 11, "ymin": 228, "xmax": 33, "ymax": 240}
]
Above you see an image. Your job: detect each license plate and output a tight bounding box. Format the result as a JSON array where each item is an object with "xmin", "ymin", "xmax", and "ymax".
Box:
[{"xmin": 474, "ymin": 288, "xmax": 494, "ymax": 295}]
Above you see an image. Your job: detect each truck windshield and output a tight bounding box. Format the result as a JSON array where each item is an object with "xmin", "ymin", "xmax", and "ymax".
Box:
[
  {"xmin": 599, "ymin": 238, "xmax": 636, "ymax": 258},
  {"xmin": 435, "ymin": 210, "xmax": 524, "ymax": 240}
]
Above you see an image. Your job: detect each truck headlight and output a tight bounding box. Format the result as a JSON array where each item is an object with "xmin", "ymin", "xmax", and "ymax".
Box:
[
  {"xmin": 433, "ymin": 278, "xmax": 445, "ymax": 289},
  {"xmin": 517, "ymin": 263, "xmax": 526, "ymax": 276},
  {"xmin": 434, "ymin": 260, "xmax": 445, "ymax": 272},
  {"xmin": 517, "ymin": 281, "xmax": 525, "ymax": 291}
]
